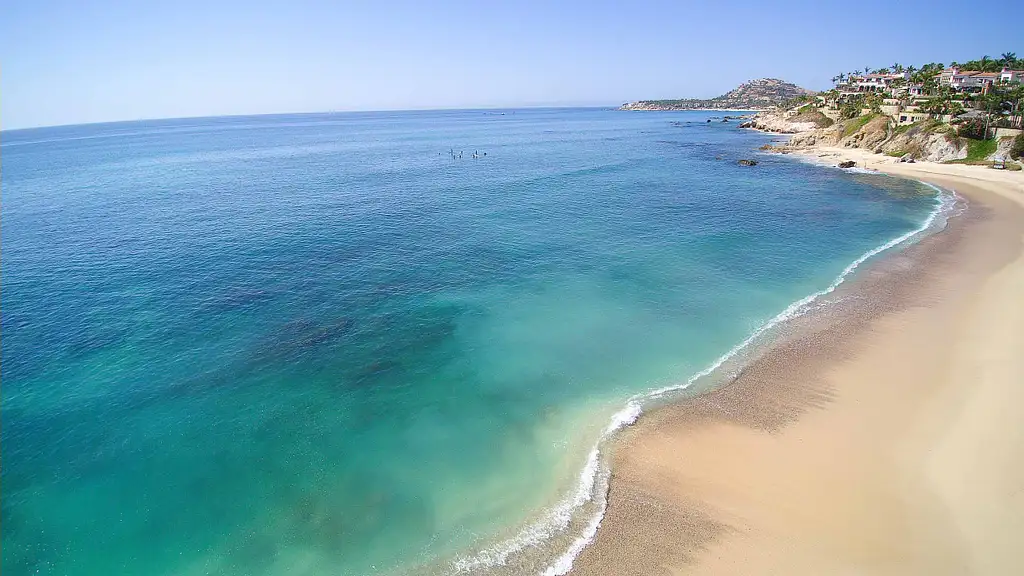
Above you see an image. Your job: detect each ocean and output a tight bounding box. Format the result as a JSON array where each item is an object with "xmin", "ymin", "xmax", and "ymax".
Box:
[{"xmin": 1, "ymin": 109, "xmax": 947, "ymax": 576}]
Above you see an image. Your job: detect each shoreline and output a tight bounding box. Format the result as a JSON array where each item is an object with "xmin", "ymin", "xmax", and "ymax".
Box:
[
  {"xmin": 792, "ymin": 145, "xmax": 1024, "ymax": 192},
  {"xmin": 449, "ymin": 139, "xmax": 959, "ymax": 576},
  {"xmin": 619, "ymin": 108, "xmax": 765, "ymax": 112},
  {"xmin": 567, "ymin": 158, "xmax": 1024, "ymax": 574},
  {"xmin": 449, "ymin": 139, "xmax": 960, "ymax": 576}
]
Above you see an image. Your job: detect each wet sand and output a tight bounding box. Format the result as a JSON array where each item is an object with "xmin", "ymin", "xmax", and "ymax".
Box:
[{"xmin": 570, "ymin": 163, "xmax": 1024, "ymax": 575}]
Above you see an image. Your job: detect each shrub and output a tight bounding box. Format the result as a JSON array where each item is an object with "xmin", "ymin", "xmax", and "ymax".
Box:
[
  {"xmin": 963, "ymin": 138, "xmax": 997, "ymax": 162},
  {"xmin": 840, "ymin": 102, "xmax": 861, "ymax": 119},
  {"xmin": 842, "ymin": 114, "xmax": 876, "ymax": 138},
  {"xmin": 956, "ymin": 118, "xmax": 988, "ymax": 140},
  {"xmin": 790, "ymin": 107, "xmax": 834, "ymax": 128},
  {"xmin": 1011, "ymin": 133, "xmax": 1024, "ymax": 160}
]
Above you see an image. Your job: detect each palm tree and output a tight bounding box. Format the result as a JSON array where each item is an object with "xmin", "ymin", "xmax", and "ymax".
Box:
[
  {"xmin": 893, "ymin": 63, "xmax": 903, "ymax": 73},
  {"xmin": 980, "ymin": 55, "xmax": 992, "ymax": 71},
  {"xmin": 1001, "ymin": 52, "xmax": 1017, "ymax": 67}
]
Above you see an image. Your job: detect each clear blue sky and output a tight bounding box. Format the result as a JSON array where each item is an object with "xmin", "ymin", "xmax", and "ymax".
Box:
[{"xmin": 2, "ymin": 0, "xmax": 1021, "ymax": 129}]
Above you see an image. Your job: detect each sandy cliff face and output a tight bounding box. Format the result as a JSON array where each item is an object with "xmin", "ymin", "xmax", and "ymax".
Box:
[
  {"xmin": 740, "ymin": 109, "xmax": 822, "ymax": 133},
  {"xmin": 877, "ymin": 129, "xmax": 967, "ymax": 163},
  {"xmin": 750, "ymin": 110, "xmax": 973, "ymax": 163}
]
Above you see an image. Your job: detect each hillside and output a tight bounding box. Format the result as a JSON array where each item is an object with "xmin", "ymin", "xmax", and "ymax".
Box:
[
  {"xmin": 749, "ymin": 107, "xmax": 1021, "ymax": 164},
  {"xmin": 620, "ymin": 78, "xmax": 814, "ymax": 111}
]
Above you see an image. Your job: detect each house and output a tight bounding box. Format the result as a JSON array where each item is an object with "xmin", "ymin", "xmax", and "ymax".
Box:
[
  {"xmin": 846, "ymin": 72, "xmax": 910, "ymax": 92},
  {"xmin": 937, "ymin": 67, "xmax": 1000, "ymax": 92},
  {"xmin": 895, "ymin": 111, "xmax": 931, "ymax": 126},
  {"xmin": 1000, "ymin": 67, "xmax": 1024, "ymax": 84},
  {"xmin": 907, "ymin": 84, "xmax": 925, "ymax": 97}
]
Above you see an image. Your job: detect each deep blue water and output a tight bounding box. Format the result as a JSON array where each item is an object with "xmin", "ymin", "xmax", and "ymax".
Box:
[{"xmin": 1, "ymin": 109, "xmax": 939, "ymax": 576}]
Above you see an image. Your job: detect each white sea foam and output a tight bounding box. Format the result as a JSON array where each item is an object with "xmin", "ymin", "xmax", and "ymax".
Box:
[
  {"xmin": 540, "ymin": 474, "xmax": 609, "ymax": 576},
  {"xmin": 449, "ymin": 400, "xmax": 642, "ymax": 574},
  {"xmin": 452, "ymin": 182, "xmax": 958, "ymax": 576}
]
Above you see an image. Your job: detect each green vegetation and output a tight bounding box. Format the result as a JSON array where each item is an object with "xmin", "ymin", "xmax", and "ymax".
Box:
[
  {"xmin": 892, "ymin": 119, "xmax": 941, "ymax": 137},
  {"xmin": 946, "ymin": 158, "xmax": 1022, "ymax": 171},
  {"xmin": 778, "ymin": 94, "xmax": 815, "ymax": 110},
  {"xmin": 789, "ymin": 106, "xmax": 834, "ymax": 128},
  {"xmin": 944, "ymin": 138, "xmax": 998, "ymax": 163},
  {"xmin": 818, "ymin": 53, "xmax": 1023, "ymax": 162},
  {"xmin": 965, "ymin": 137, "xmax": 997, "ymax": 161},
  {"xmin": 956, "ymin": 117, "xmax": 989, "ymax": 140},
  {"xmin": 955, "ymin": 53, "xmax": 1022, "ymax": 73},
  {"xmin": 1011, "ymin": 133, "xmax": 1024, "ymax": 160},
  {"xmin": 833, "ymin": 53, "xmax": 1021, "ymax": 87},
  {"xmin": 865, "ymin": 93, "xmax": 883, "ymax": 114},
  {"xmin": 842, "ymin": 113, "xmax": 877, "ymax": 138}
]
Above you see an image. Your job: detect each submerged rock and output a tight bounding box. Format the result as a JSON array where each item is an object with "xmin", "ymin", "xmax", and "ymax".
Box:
[{"xmin": 738, "ymin": 159, "xmax": 758, "ymax": 166}]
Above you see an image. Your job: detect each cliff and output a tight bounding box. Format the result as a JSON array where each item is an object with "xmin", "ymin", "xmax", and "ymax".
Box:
[
  {"xmin": 787, "ymin": 117, "xmax": 967, "ymax": 161},
  {"xmin": 747, "ymin": 109, "xmax": 980, "ymax": 163},
  {"xmin": 740, "ymin": 106, "xmax": 833, "ymax": 133},
  {"xmin": 621, "ymin": 79, "xmax": 814, "ymax": 111}
]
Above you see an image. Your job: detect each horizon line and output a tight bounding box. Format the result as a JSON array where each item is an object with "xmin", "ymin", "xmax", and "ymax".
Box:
[{"xmin": 2, "ymin": 102, "xmax": 639, "ymax": 133}]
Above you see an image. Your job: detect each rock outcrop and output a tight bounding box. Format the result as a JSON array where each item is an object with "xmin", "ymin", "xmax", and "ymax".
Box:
[
  {"xmin": 748, "ymin": 111, "xmax": 974, "ymax": 163},
  {"xmin": 739, "ymin": 108, "xmax": 827, "ymax": 133},
  {"xmin": 621, "ymin": 79, "xmax": 813, "ymax": 111}
]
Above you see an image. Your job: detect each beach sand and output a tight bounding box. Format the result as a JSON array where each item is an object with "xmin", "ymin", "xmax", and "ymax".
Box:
[{"xmin": 570, "ymin": 158, "xmax": 1024, "ymax": 575}]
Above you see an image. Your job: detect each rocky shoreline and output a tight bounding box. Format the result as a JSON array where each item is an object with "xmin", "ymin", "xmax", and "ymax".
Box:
[
  {"xmin": 737, "ymin": 110, "xmax": 822, "ymax": 134},
  {"xmin": 742, "ymin": 108, "xmax": 1017, "ymax": 164}
]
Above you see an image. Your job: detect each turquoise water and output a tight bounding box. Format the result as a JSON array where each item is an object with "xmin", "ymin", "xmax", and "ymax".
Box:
[{"xmin": 2, "ymin": 109, "xmax": 941, "ymax": 576}]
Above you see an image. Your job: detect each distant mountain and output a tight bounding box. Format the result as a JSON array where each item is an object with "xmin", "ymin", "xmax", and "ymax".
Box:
[{"xmin": 620, "ymin": 78, "xmax": 815, "ymax": 111}]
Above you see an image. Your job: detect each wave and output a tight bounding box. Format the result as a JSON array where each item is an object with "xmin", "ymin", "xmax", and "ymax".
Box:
[{"xmin": 450, "ymin": 181, "xmax": 959, "ymax": 576}]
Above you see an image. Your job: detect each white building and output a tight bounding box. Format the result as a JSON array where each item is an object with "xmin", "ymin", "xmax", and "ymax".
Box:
[
  {"xmin": 847, "ymin": 72, "xmax": 910, "ymax": 92},
  {"xmin": 1000, "ymin": 67, "xmax": 1024, "ymax": 84},
  {"xmin": 937, "ymin": 67, "xmax": 1001, "ymax": 92}
]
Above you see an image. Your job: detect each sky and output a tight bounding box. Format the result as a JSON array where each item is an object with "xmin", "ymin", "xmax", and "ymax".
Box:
[{"xmin": 2, "ymin": 0, "xmax": 1022, "ymax": 129}]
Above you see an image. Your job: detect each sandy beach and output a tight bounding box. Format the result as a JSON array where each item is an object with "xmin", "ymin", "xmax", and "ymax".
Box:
[{"xmin": 571, "ymin": 156, "xmax": 1024, "ymax": 575}]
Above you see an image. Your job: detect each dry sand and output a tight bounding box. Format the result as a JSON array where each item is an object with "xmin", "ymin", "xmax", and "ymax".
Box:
[{"xmin": 570, "ymin": 157, "xmax": 1024, "ymax": 575}]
